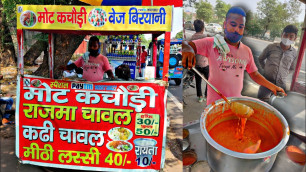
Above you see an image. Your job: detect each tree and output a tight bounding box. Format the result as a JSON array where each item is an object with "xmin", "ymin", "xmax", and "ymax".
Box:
[
  {"xmin": 0, "ymin": 0, "xmax": 17, "ymax": 66},
  {"xmin": 245, "ymin": 11, "xmax": 263, "ymax": 37},
  {"xmin": 183, "ymin": 0, "xmax": 197, "ymax": 8},
  {"xmin": 33, "ymin": 34, "xmax": 84, "ymax": 78},
  {"xmin": 139, "ymin": 34, "xmax": 149, "ymax": 49},
  {"xmin": 256, "ymin": 0, "xmax": 301, "ymax": 38},
  {"xmin": 215, "ymin": 0, "xmax": 231, "ymax": 22},
  {"xmin": 175, "ymin": 31, "xmax": 183, "ymax": 39},
  {"xmin": 1, "ymin": 0, "xmax": 87, "ymax": 78},
  {"xmin": 195, "ymin": 0, "xmax": 213, "ymax": 23},
  {"xmin": 257, "ymin": 0, "xmax": 279, "ymax": 36},
  {"xmin": 183, "ymin": 11, "xmax": 192, "ymax": 22}
]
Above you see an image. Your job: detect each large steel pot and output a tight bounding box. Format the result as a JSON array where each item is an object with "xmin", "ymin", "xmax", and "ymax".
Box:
[
  {"xmin": 200, "ymin": 97, "xmax": 290, "ymax": 172},
  {"xmin": 269, "ymin": 91, "xmax": 305, "ymax": 138}
]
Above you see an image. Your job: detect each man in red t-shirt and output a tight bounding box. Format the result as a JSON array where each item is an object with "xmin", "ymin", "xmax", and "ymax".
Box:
[{"xmin": 139, "ymin": 46, "xmax": 147, "ymax": 77}]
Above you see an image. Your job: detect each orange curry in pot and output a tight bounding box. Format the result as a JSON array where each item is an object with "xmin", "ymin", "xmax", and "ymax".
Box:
[{"xmin": 207, "ymin": 109, "xmax": 283, "ymax": 154}]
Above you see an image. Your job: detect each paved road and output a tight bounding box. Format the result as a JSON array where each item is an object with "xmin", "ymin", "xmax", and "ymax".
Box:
[
  {"xmin": 168, "ymin": 80, "xmax": 183, "ymax": 112},
  {"xmin": 163, "ymin": 80, "xmax": 183, "ymax": 172}
]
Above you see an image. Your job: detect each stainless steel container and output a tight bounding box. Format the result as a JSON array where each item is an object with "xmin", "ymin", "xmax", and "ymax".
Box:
[
  {"xmin": 269, "ymin": 91, "xmax": 305, "ymax": 137},
  {"xmin": 200, "ymin": 97, "xmax": 290, "ymax": 172}
]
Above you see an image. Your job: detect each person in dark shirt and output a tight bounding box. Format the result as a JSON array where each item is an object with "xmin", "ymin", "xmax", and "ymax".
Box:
[
  {"xmin": 258, "ymin": 25, "xmax": 298, "ymax": 101},
  {"xmin": 190, "ymin": 19, "xmax": 210, "ymax": 103}
]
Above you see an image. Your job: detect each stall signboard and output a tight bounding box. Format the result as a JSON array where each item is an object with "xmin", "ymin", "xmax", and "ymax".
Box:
[
  {"xmin": 16, "ymin": 5, "xmax": 172, "ymax": 32},
  {"xmin": 79, "ymin": 0, "xmax": 183, "ymax": 7},
  {"xmin": 16, "ymin": 75, "xmax": 167, "ymax": 171}
]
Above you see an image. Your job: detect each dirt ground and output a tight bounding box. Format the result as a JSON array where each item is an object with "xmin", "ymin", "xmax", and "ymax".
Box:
[{"xmin": 0, "ymin": 65, "xmax": 38, "ymax": 139}]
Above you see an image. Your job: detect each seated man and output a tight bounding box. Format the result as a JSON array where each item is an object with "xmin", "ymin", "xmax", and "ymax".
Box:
[
  {"xmin": 182, "ymin": 7, "xmax": 286, "ymax": 105},
  {"xmin": 61, "ymin": 36, "xmax": 114, "ymax": 82},
  {"xmin": 0, "ymin": 75, "xmax": 15, "ymax": 125}
]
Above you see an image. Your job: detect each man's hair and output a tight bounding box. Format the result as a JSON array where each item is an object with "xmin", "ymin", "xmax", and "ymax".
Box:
[
  {"xmin": 142, "ymin": 46, "xmax": 146, "ymax": 50},
  {"xmin": 193, "ymin": 19, "xmax": 204, "ymax": 33},
  {"xmin": 283, "ymin": 25, "xmax": 298, "ymax": 35},
  {"xmin": 89, "ymin": 36, "xmax": 100, "ymax": 45},
  {"xmin": 226, "ymin": 6, "xmax": 246, "ymax": 19}
]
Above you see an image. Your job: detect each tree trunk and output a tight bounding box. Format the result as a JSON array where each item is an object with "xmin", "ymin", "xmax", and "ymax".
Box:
[
  {"xmin": 24, "ymin": 40, "xmax": 48, "ymax": 65},
  {"xmin": 33, "ymin": 34, "xmax": 84, "ymax": 78},
  {"xmin": 0, "ymin": 0, "xmax": 17, "ymax": 67}
]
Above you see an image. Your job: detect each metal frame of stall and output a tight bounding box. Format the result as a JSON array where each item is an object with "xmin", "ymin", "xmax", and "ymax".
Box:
[
  {"xmin": 16, "ymin": 20, "xmax": 172, "ymax": 83},
  {"xmin": 15, "ymin": 5, "xmax": 174, "ymax": 171},
  {"xmin": 290, "ymin": 15, "xmax": 306, "ymax": 92}
]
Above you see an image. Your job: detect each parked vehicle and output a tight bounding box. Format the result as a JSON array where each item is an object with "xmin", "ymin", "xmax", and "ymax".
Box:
[
  {"xmin": 184, "ymin": 21, "xmax": 194, "ymax": 30},
  {"xmin": 205, "ymin": 23, "xmax": 222, "ymax": 33},
  {"xmin": 157, "ymin": 39, "xmax": 183, "ymax": 85}
]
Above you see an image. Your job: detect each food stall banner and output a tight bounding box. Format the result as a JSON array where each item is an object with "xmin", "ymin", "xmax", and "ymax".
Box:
[
  {"xmin": 16, "ymin": 75, "xmax": 167, "ymax": 171},
  {"xmin": 16, "ymin": 5, "xmax": 172, "ymax": 32},
  {"xmin": 79, "ymin": 0, "xmax": 183, "ymax": 7},
  {"xmin": 80, "ymin": 0, "xmax": 142, "ymax": 6}
]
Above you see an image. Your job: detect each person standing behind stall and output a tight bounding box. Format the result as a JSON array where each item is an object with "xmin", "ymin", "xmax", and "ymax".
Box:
[
  {"xmin": 257, "ymin": 25, "xmax": 298, "ymax": 101},
  {"xmin": 139, "ymin": 46, "xmax": 148, "ymax": 77},
  {"xmin": 190, "ymin": 19, "xmax": 210, "ymax": 103},
  {"xmin": 60, "ymin": 36, "xmax": 114, "ymax": 82}
]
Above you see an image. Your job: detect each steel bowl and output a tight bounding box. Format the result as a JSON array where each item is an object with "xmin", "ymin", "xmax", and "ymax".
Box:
[{"xmin": 200, "ymin": 97, "xmax": 290, "ymax": 172}]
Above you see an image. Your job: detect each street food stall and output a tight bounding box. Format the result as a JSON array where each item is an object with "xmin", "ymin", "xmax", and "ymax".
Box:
[{"xmin": 15, "ymin": 4, "xmax": 173, "ymax": 171}]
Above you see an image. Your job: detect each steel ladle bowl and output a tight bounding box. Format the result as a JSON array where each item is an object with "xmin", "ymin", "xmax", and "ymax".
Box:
[{"xmin": 200, "ymin": 97, "xmax": 290, "ymax": 172}]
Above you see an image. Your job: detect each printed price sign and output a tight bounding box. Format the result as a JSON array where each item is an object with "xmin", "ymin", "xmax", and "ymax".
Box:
[
  {"xmin": 16, "ymin": 75, "xmax": 167, "ymax": 171},
  {"xmin": 135, "ymin": 113, "xmax": 160, "ymax": 136}
]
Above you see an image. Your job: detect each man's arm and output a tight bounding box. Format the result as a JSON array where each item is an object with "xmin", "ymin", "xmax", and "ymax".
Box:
[
  {"xmin": 258, "ymin": 46, "xmax": 269, "ymax": 70},
  {"xmin": 182, "ymin": 41, "xmax": 197, "ymax": 68},
  {"xmin": 249, "ymin": 71, "xmax": 286, "ymax": 95},
  {"xmin": 106, "ymin": 70, "xmax": 115, "ymax": 79},
  {"xmin": 289, "ymin": 52, "xmax": 298, "ymax": 72}
]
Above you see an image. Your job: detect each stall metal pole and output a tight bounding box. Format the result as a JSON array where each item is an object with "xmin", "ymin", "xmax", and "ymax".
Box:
[
  {"xmin": 17, "ymin": 29, "xmax": 24, "ymax": 75},
  {"xmin": 290, "ymin": 25, "xmax": 305, "ymax": 91},
  {"xmin": 162, "ymin": 32, "xmax": 171, "ymax": 81},
  {"xmin": 152, "ymin": 34, "xmax": 158, "ymax": 78},
  {"xmin": 48, "ymin": 33, "xmax": 54, "ymax": 79}
]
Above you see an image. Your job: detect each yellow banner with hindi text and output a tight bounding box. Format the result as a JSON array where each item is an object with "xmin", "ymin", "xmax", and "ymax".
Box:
[{"xmin": 16, "ymin": 5, "xmax": 172, "ymax": 32}]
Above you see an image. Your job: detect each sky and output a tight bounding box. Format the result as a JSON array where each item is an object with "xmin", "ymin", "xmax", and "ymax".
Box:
[
  {"xmin": 184, "ymin": 0, "xmax": 305, "ymax": 22},
  {"xmin": 144, "ymin": 7, "xmax": 183, "ymax": 41}
]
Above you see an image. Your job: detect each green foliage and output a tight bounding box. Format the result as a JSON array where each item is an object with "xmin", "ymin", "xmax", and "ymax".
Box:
[
  {"xmin": 256, "ymin": 0, "xmax": 302, "ymax": 39},
  {"xmin": 139, "ymin": 34, "xmax": 149, "ymax": 48},
  {"xmin": 195, "ymin": 0, "xmax": 213, "ymax": 23},
  {"xmin": 3, "ymin": 0, "xmax": 73, "ymax": 26},
  {"xmin": 175, "ymin": 31, "xmax": 183, "ymax": 39},
  {"xmin": 183, "ymin": 11, "xmax": 192, "ymax": 22},
  {"xmin": 245, "ymin": 11, "xmax": 263, "ymax": 36},
  {"xmin": 215, "ymin": 0, "xmax": 231, "ymax": 23},
  {"xmin": 2, "ymin": 0, "xmax": 76, "ymax": 45}
]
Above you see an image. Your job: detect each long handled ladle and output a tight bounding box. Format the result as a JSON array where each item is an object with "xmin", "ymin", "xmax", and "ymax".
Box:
[{"xmin": 192, "ymin": 67, "xmax": 254, "ymax": 118}]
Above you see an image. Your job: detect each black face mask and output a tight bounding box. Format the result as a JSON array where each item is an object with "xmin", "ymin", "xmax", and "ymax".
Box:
[{"xmin": 89, "ymin": 49, "xmax": 99, "ymax": 56}]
